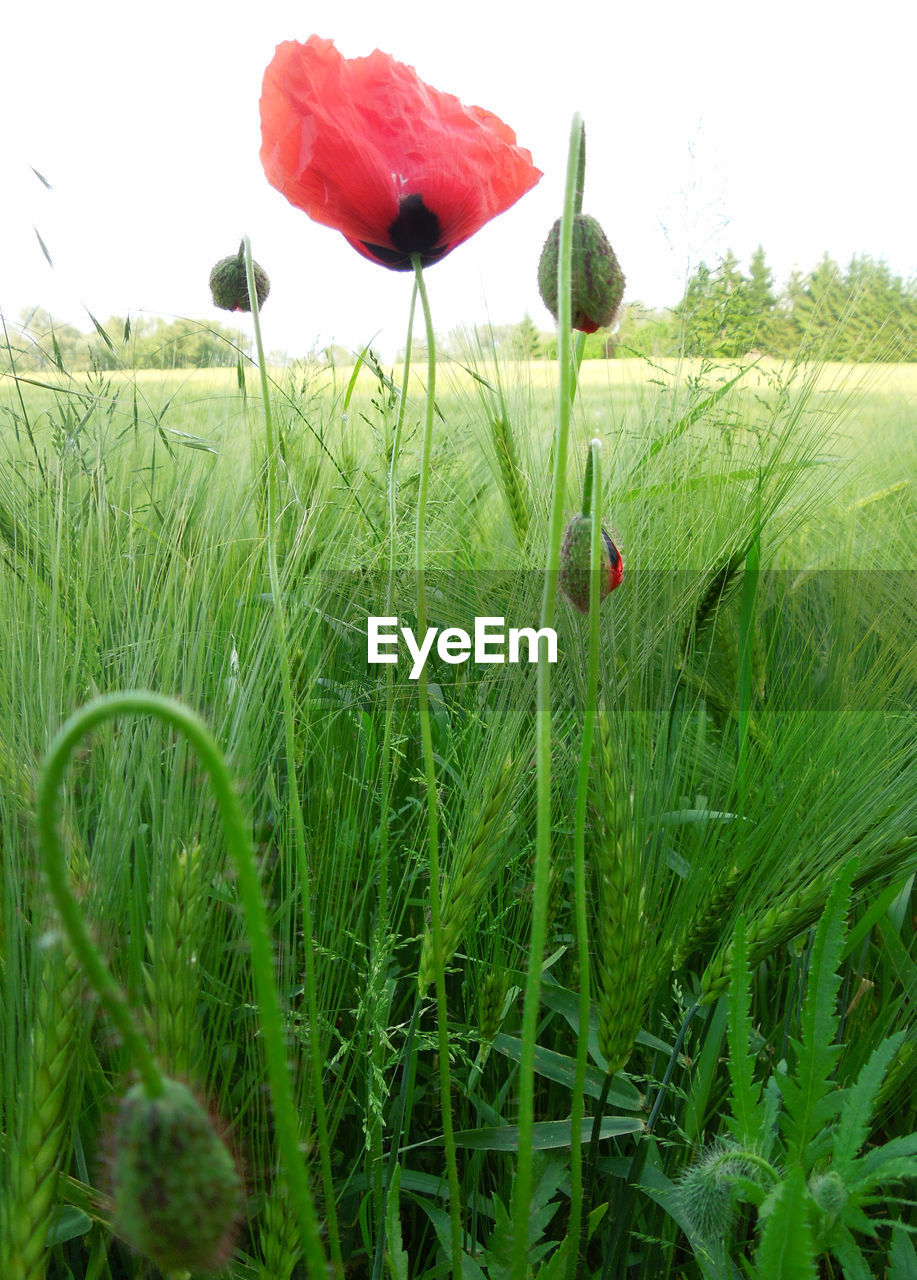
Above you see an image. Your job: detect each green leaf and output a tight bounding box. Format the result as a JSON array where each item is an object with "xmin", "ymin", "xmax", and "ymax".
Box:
[
  {"xmin": 444, "ymin": 1114, "xmax": 643, "ymax": 1151},
  {"xmin": 826, "ymin": 1225, "xmax": 874, "ymax": 1280},
  {"xmin": 754, "ymin": 1167, "xmax": 817, "ymax": 1279},
  {"xmin": 781, "ymin": 859, "xmax": 855, "ymax": 1163},
  {"xmin": 385, "ymin": 1164, "xmax": 409, "ymax": 1280},
  {"xmin": 726, "ymin": 915, "xmax": 762, "ymax": 1146},
  {"xmin": 587, "ymin": 1201, "xmax": 608, "ymax": 1240},
  {"xmin": 851, "ymin": 1132, "xmax": 917, "ymax": 1191},
  {"xmin": 888, "ymin": 1222, "xmax": 917, "ymax": 1280},
  {"xmin": 45, "ymin": 1205, "xmax": 92, "ymax": 1246},
  {"xmin": 533, "ymin": 1238, "xmax": 570, "ymax": 1280},
  {"xmin": 832, "ymin": 1030, "xmax": 907, "ymax": 1176},
  {"xmin": 409, "ymin": 1197, "xmax": 486, "ymax": 1280},
  {"xmin": 492, "ymin": 1033, "xmax": 642, "ymax": 1110}
]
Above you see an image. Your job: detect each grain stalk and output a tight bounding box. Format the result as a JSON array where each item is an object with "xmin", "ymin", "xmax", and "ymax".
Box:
[
  {"xmin": 244, "ymin": 239, "xmax": 341, "ymax": 1272},
  {"xmin": 417, "ymin": 757, "xmax": 517, "ymax": 993},
  {"xmin": 2, "ymin": 943, "xmax": 86, "ymax": 1280},
  {"xmin": 144, "ymin": 841, "xmax": 206, "ymax": 1080}
]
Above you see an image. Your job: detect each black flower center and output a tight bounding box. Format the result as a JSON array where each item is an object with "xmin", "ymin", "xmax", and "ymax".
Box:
[{"xmin": 361, "ymin": 194, "xmax": 448, "ymax": 271}]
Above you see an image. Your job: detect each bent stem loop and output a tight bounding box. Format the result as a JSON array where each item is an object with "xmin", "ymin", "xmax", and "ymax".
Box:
[
  {"xmin": 411, "ymin": 255, "xmax": 463, "ymax": 1275},
  {"xmin": 36, "ymin": 691, "xmax": 329, "ymax": 1279},
  {"xmin": 244, "ymin": 239, "xmax": 342, "ymax": 1271},
  {"xmin": 512, "ymin": 111, "xmax": 583, "ymax": 1280}
]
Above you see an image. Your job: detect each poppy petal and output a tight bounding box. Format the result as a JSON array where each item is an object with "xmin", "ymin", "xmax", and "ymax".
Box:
[{"xmin": 260, "ymin": 37, "xmax": 541, "ymax": 268}]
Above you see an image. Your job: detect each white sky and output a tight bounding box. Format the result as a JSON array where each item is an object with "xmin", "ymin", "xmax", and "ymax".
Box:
[{"xmin": 2, "ymin": 0, "xmax": 915, "ymax": 361}]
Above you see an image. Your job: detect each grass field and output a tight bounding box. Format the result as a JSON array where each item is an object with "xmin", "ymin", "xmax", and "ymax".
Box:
[{"xmin": 1, "ymin": 338, "xmax": 915, "ymax": 1280}]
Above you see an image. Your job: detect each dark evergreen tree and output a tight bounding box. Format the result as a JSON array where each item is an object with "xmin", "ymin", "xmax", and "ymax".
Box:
[{"xmin": 735, "ymin": 245, "xmax": 777, "ymax": 353}]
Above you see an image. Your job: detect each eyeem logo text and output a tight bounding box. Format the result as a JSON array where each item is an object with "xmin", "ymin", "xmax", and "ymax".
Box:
[{"xmin": 367, "ymin": 616, "xmax": 557, "ymax": 680}]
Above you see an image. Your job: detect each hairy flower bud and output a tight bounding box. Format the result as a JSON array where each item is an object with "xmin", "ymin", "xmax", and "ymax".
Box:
[
  {"xmin": 209, "ymin": 243, "xmax": 270, "ymax": 312},
  {"xmin": 110, "ymin": 1078, "xmax": 241, "ymax": 1272},
  {"xmin": 538, "ymin": 214, "xmax": 625, "ymax": 333},
  {"xmin": 558, "ymin": 514, "xmax": 624, "ymax": 613}
]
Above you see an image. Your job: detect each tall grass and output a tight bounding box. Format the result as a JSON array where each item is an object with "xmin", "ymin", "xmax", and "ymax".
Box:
[{"xmin": 0, "ymin": 321, "xmax": 914, "ymax": 1278}]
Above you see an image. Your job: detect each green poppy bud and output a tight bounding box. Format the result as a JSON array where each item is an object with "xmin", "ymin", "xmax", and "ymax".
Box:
[
  {"xmin": 538, "ymin": 214, "xmax": 624, "ymax": 333},
  {"xmin": 209, "ymin": 243, "xmax": 270, "ymax": 312},
  {"xmin": 110, "ymin": 1078, "xmax": 241, "ymax": 1272},
  {"xmin": 558, "ymin": 514, "xmax": 624, "ymax": 613}
]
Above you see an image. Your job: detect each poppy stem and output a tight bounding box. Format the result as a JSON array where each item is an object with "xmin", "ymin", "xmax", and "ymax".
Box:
[
  {"xmin": 411, "ymin": 255, "xmax": 464, "ymax": 1279},
  {"xmin": 372, "ymin": 276, "xmax": 419, "ymax": 1233},
  {"xmin": 35, "ymin": 705, "xmax": 164, "ymax": 1101},
  {"xmin": 244, "ymin": 239, "xmax": 342, "ymax": 1274},
  {"xmin": 35, "ymin": 693, "xmax": 329, "ymax": 1276},
  {"xmin": 565, "ymin": 438, "xmax": 604, "ymax": 1280},
  {"xmin": 512, "ymin": 112, "xmax": 583, "ymax": 1280}
]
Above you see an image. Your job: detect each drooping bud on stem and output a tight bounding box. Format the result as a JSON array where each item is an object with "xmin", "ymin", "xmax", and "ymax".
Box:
[
  {"xmin": 558, "ymin": 515, "xmax": 624, "ymax": 613},
  {"xmin": 110, "ymin": 1078, "xmax": 242, "ymax": 1272},
  {"xmin": 538, "ymin": 214, "xmax": 625, "ymax": 334},
  {"xmin": 210, "ymin": 241, "xmax": 270, "ymax": 312}
]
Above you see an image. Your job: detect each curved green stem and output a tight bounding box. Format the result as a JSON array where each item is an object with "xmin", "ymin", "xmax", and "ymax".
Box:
[
  {"xmin": 512, "ymin": 111, "xmax": 583, "ymax": 1280},
  {"xmin": 244, "ymin": 239, "xmax": 341, "ymax": 1271},
  {"xmin": 35, "ymin": 691, "xmax": 328, "ymax": 1276},
  {"xmin": 411, "ymin": 255, "xmax": 463, "ymax": 1277},
  {"xmin": 565, "ymin": 438, "xmax": 604, "ymax": 1280}
]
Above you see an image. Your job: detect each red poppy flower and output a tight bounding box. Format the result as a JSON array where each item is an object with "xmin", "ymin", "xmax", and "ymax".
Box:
[{"xmin": 260, "ymin": 36, "xmax": 542, "ymax": 271}]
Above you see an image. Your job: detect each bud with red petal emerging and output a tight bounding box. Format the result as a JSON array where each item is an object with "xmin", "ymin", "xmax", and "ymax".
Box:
[
  {"xmin": 558, "ymin": 515, "xmax": 624, "ymax": 613},
  {"xmin": 110, "ymin": 1078, "xmax": 241, "ymax": 1272},
  {"xmin": 538, "ymin": 214, "xmax": 624, "ymax": 334},
  {"xmin": 209, "ymin": 242, "xmax": 270, "ymax": 312}
]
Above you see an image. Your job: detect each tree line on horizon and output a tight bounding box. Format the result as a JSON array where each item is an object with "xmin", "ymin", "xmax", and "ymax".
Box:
[
  {"xmin": 0, "ymin": 308, "xmax": 251, "ymax": 374},
  {"xmin": 440, "ymin": 248, "xmax": 917, "ymax": 365},
  {"xmin": 4, "ymin": 248, "xmax": 916, "ymax": 372}
]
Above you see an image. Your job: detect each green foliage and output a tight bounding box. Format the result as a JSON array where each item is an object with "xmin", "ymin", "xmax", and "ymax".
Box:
[
  {"xmin": 678, "ymin": 870, "xmax": 917, "ymax": 1279},
  {"xmin": 3, "ymin": 307, "xmax": 249, "ymax": 371},
  {"xmin": 1, "ymin": 349, "xmax": 914, "ymax": 1279},
  {"xmin": 676, "ymin": 247, "xmax": 917, "ymax": 360}
]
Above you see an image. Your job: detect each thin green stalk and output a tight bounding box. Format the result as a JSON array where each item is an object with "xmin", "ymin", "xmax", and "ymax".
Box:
[
  {"xmin": 512, "ymin": 112, "xmax": 583, "ymax": 1280},
  {"xmin": 565, "ymin": 439, "xmax": 604, "ymax": 1280},
  {"xmin": 370, "ymin": 994, "xmax": 422, "ymax": 1280},
  {"xmin": 244, "ymin": 239, "xmax": 341, "ymax": 1271},
  {"xmin": 372, "ymin": 278, "xmax": 418, "ymax": 1232},
  {"xmin": 601, "ymin": 1002, "xmax": 700, "ymax": 1277},
  {"xmin": 411, "ymin": 254, "xmax": 463, "ymax": 1276},
  {"xmin": 35, "ymin": 691, "xmax": 328, "ymax": 1276},
  {"xmin": 381, "ymin": 278, "xmax": 418, "ymax": 921},
  {"xmin": 736, "ymin": 476, "xmax": 762, "ymax": 808}
]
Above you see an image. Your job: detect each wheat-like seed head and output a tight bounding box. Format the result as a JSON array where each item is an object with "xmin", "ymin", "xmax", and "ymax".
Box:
[{"xmin": 418, "ymin": 758, "xmax": 517, "ymax": 994}]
